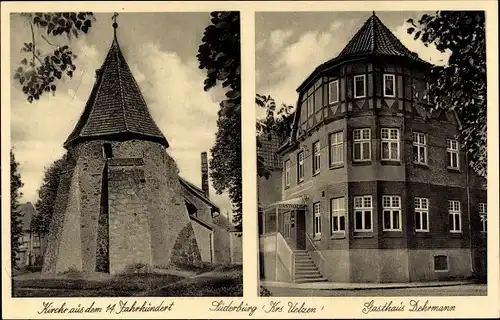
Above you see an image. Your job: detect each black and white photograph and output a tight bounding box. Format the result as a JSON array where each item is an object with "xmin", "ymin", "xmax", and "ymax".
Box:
[
  {"xmin": 8, "ymin": 11, "xmax": 242, "ymax": 297},
  {"xmin": 256, "ymin": 11, "xmax": 488, "ymax": 297}
]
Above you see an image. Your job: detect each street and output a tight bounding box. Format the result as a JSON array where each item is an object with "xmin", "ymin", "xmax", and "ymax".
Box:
[{"xmin": 266, "ymin": 284, "xmax": 487, "ymax": 297}]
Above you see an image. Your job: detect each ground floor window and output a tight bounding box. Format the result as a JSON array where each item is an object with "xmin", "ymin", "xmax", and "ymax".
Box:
[
  {"xmin": 479, "ymin": 202, "xmax": 487, "ymax": 232},
  {"xmin": 448, "ymin": 200, "xmax": 461, "ymax": 232},
  {"xmin": 330, "ymin": 197, "xmax": 346, "ymax": 234},
  {"xmin": 414, "ymin": 197, "xmax": 429, "ymax": 232},
  {"xmin": 313, "ymin": 202, "xmax": 322, "ymax": 237},
  {"xmin": 354, "ymin": 195, "xmax": 372, "ymax": 232},
  {"xmin": 434, "ymin": 255, "xmax": 448, "ymax": 271},
  {"xmin": 382, "ymin": 195, "xmax": 401, "ymax": 231}
]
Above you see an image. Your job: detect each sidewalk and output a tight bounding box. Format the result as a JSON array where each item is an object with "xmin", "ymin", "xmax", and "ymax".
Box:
[{"xmin": 260, "ymin": 279, "xmax": 477, "ymax": 290}]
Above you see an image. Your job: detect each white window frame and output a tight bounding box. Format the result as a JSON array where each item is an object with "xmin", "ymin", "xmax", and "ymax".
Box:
[
  {"xmin": 297, "ymin": 151, "xmax": 304, "ymax": 183},
  {"xmin": 354, "ymin": 75, "xmax": 366, "ymax": 98},
  {"xmin": 329, "ymin": 80, "xmax": 339, "ymax": 104},
  {"xmin": 353, "ymin": 128, "xmax": 371, "ymax": 162},
  {"xmin": 312, "ymin": 141, "xmax": 321, "ymax": 175},
  {"xmin": 449, "ymin": 200, "xmax": 462, "ymax": 233},
  {"xmin": 383, "ymin": 74, "xmax": 396, "ymax": 97},
  {"xmin": 33, "ymin": 234, "xmax": 41, "ymax": 248},
  {"xmin": 382, "ymin": 195, "xmax": 402, "ymax": 231},
  {"xmin": 330, "ymin": 197, "xmax": 346, "ymax": 234},
  {"xmin": 446, "ymin": 139, "xmax": 460, "ymax": 169},
  {"xmin": 313, "ymin": 202, "xmax": 322, "ymax": 237},
  {"xmin": 414, "ymin": 197, "xmax": 429, "ymax": 232},
  {"xmin": 329, "ymin": 131, "xmax": 344, "ymax": 166},
  {"xmin": 381, "ymin": 128, "xmax": 400, "ymax": 161},
  {"xmin": 433, "ymin": 255, "xmax": 449, "ymax": 272},
  {"xmin": 284, "ymin": 159, "xmax": 291, "ymax": 187},
  {"xmin": 354, "ymin": 195, "xmax": 373, "ymax": 232},
  {"xmin": 413, "ymin": 132, "xmax": 428, "ymax": 165},
  {"xmin": 479, "ymin": 203, "xmax": 487, "ymax": 233}
]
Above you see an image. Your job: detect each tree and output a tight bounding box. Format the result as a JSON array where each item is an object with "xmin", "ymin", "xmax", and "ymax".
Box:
[
  {"xmin": 407, "ymin": 11, "xmax": 486, "ymax": 178},
  {"xmin": 13, "ymin": 12, "xmax": 95, "ymax": 102},
  {"xmin": 197, "ymin": 12, "xmax": 241, "ymax": 228},
  {"xmin": 31, "ymin": 154, "xmax": 68, "ymax": 233},
  {"xmin": 256, "ymin": 94, "xmax": 294, "ymax": 179},
  {"xmin": 11, "ymin": 150, "xmax": 24, "ymax": 271}
]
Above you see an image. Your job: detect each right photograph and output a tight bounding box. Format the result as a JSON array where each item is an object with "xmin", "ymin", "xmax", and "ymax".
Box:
[{"xmin": 256, "ymin": 11, "xmax": 487, "ymax": 297}]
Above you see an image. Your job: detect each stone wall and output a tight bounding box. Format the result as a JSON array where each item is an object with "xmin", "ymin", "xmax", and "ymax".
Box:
[
  {"xmin": 230, "ymin": 232, "xmax": 242, "ymax": 264},
  {"xmin": 190, "ymin": 217, "xmax": 213, "ymax": 263}
]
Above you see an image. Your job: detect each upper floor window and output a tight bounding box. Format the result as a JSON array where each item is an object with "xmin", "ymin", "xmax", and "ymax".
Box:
[
  {"xmin": 449, "ymin": 200, "xmax": 462, "ymax": 233},
  {"xmin": 330, "ymin": 197, "xmax": 346, "ymax": 234},
  {"xmin": 446, "ymin": 139, "xmax": 460, "ymax": 169},
  {"xmin": 33, "ymin": 234, "xmax": 41, "ymax": 248},
  {"xmin": 307, "ymin": 94, "xmax": 314, "ymax": 117},
  {"xmin": 354, "ymin": 75, "xmax": 366, "ymax": 98},
  {"xmin": 329, "ymin": 131, "xmax": 343, "ymax": 166},
  {"xmin": 329, "ymin": 80, "xmax": 339, "ymax": 104},
  {"xmin": 353, "ymin": 128, "xmax": 371, "ymax": 161},
  {"xmin": 312, "ymin": 141, "xmax": 321, "ymax": 175},
  {"xmin": 381, "ymin": 128, "xmax": 400, "ymax": 161},
  {"xmin": 103, "ymin": 143, "xmax": 113, "ymax": 159},
  {"xmin": 382, "ymin": 195, "xmax": 402, "ymax": 231},
  {"xmin": 383, "ymin": 74, "xmax": 395, "ymax": 97},
  {"xmin": 284, "ymin": 159, "xmax": 291, "ymax": 187},
  {"xmin": 354, "ymin": 195, "xmax": 372, "ymax": 232},
  {"xmin": 313, "ymin": 202, "xmax": 322, "ymax": 237},
  {"xmin": 414, "ymin": 197, "xmax": 429, "ymax": 232},
  {"xmin": 479, "ymin": 203, "xmax": 487, "ymax": 232},
  {"xmin": 297, "ymin": 151, "xmax": 304, "ymax": 183},
  {"xmin": 413, "ymin": 132, "xmax": 427, "ymax": 165}
]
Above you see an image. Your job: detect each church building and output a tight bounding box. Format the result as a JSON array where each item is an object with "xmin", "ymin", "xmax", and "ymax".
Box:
[
  {"xmin": 42, "ymin": 19, "xmax": 237, "ymax": 275},
  {"xmin": 258, "ymin": 13, "xmax": 487, "ymax": 283}
]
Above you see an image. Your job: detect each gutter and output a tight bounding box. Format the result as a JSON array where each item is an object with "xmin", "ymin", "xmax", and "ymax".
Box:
[{"xmin": 466, "ymin": 151, "xmax": 474, "ymax": 275}]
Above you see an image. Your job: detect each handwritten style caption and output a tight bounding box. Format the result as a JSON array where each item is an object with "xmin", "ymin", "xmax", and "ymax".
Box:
[{"xmin": 38, "ymin": 300, "xmax": 175, "ymax": 315}]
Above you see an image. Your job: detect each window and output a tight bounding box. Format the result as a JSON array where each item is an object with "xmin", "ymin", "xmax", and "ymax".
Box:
[
  {"xmin": 446, "ymin": 139, "xmax": 459, "ymax": 169},
  {"xmin": 284, "ymin": 159, "xmax": 291, "ymax": 187},
  {"xmin": 449, "ymin": 200, "xmax": 461, "ymax": 233},
  {"xmin": 33, "ymin": 234, "xmax": 41, "ymax": 248},
  {"xmin": 330, "ymin": 197, "xmax": 346, "ymax": 234},
  {"xmin": 307, "ymin": 94, "xmax": 314, "ymax": 117},
  {"xmin": 413, "ymin": 132, "xmax": 427, "ymax": 164},
  {"xmin": 312, "ymin": 141, "xmax": 321, "ymax": 175},
  {"xmin": 381, "ymin": 128, "xmax": 400, "ymax": 161},
  {"xmin": 354, "ymin": 75, "xmax": 366, "ymax": 98},
  {"xmin": 414, "ymin": 197, "xmax": 429, "ymax": 232},
  {"xmin": 353, "ymin": 128, "xmax": 371, "ymax": 161},
  {"xmin": 434, "ymin": 255, "xmax": 448, "ymax": 271},
  {"xmin": 329, "ymin": 80, "xmax": 339, "ymax": 104},
  {"xmin": 103, "ymin": 143, "xmax": 113, "ymax": 159},
  {"xmin": 479, "ymin": 203, "xmax": 487, "ymax": 232},
  {"xmin": 354, "ymin": 196, "xmax": 372, "ymax": 232},
  {"xmin": 20, "ymin": 234, "xmax": 29, "ymax": 248},
  {"xmin": 314, "ymin": 87, "xmax": 322, "ymax": 112},
  {"xmin": 329, "ymin": 131, "xmax": 343, "ymax": 166},
  {"xmin": 313, "ymin": 202, "xmax": 322, "ymax": 237},
  {"xmin": 382, "ymin": 196, "xmax": 402, "ymax": 231},
  {"xmin": 297, "ymin": 151, "xmax": 304, "ymax": 182},
  {"xmin": 383, "ymin": 74, "xmax": 395, "ymax": 97}
]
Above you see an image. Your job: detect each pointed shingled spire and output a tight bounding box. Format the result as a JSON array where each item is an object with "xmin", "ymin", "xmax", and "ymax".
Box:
[
  {"xmin": 64, "ymin": 15, "xmax": 168, "ymax": 149},
  {"xmin": 338, "ymin": 12, "xmax": 424, "ymax": 62}
]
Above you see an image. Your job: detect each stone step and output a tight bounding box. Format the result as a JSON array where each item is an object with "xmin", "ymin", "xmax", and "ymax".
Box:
[
  {"xmin": 295, "ymin": 271, "xmax": 321, "ymax": 277},
  {"xmin": 295, "ymin": 261, "xmax": 315, "ymax": 266},
  {"xmin": 295, "ymin": 277, "xmax": 328, "ymax": 283},
  {"xmin": 295, "ymin": 265, "xmax": 318, "ymax": 271}
]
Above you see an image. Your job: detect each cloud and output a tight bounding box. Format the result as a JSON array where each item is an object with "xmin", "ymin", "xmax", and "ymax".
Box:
[
  {"xmin": 268, "ymin": 29, "xmax": 294, "ymax": 54},
  {"xmin": 11, "ymin": 40, "xmax": 233, "ymax": 216}
]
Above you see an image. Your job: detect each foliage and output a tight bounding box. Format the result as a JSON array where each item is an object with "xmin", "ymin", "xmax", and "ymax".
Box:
[
  {"xmin": 407, "ymin": 11, "xmax": 486, "ymax": 177},
  {"xmin": 31, "ymin": 154, "xmax": 68, "ymax": 233},
  {"xmin": 255, "ymin": 94, "xmax": 294, "ymax": 179},
  {"xmin": 11, "ymin": 150, "xmax": 24, "ymax": 271},
  {"xmin": 13, "ymin": 12, "xmax": 95, "ymax": 102},
  {"xmin": 197, "ymin": 12, "xmax": 242, "ymax": 228}
]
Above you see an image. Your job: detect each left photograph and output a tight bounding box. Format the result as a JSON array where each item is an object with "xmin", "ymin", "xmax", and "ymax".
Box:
[{"xmin": 9, "ymin": 11, "xmax": 242, "ymax": 297}]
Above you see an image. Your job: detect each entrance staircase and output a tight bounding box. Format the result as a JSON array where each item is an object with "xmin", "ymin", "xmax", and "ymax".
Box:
[{"xmin": 294, "ymin": 250, "xmax": 327, "ymax": 283}]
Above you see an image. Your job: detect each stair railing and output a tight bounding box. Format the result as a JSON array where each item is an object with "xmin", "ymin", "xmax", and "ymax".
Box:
[
  {"xmin": 276, "ymin": 232, "xmax": 295, "ymax": 282},
  {"xmin": 305, "ymin": 232, "xmax": 326, "ymax": 263}
]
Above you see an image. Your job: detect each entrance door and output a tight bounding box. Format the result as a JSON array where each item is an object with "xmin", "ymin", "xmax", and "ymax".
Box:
[
  {"xmin": 283, "ymin": 211, "xmax": 291, "ymax": 239},
  {"xmin": 295, "ymin": 210, "xmax": 306, "ymax": 250}
]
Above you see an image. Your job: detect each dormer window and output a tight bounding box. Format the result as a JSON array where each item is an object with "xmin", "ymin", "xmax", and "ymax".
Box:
[
  {"xmin": 383, "ymin": 74, "xmax": 395, "ymax": 97},
  {"xmin": 103, "ymin": 143, "xmax": 113, "ymax": 159},
  {"xmin": 354, "ymin": 75, "xmax": 366, "ymax": 98}
]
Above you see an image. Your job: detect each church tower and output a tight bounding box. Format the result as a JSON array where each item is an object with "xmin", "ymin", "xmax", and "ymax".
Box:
[{"xmin": 42, "ymin": 17, "xmax": 201, "ymax": 275}]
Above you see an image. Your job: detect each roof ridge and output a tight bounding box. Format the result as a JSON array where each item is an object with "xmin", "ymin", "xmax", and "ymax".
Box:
[
  {"xmin": 370, "ymin": 14, "xmax": 376, "ymax": 53},
  {"xmin": 114, "ymin": 40, "xmax": 129, "ymax": 132}
]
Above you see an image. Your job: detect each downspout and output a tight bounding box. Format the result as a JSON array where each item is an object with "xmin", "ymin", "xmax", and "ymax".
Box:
[{"xmin": 466, "ymin": 152, "xmax": 474, "ymax": 275}]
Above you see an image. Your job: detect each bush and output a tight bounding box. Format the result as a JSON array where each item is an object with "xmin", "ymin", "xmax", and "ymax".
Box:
[
  {"xmin": 260, "ymin": 286, "xmax": 272, "ymax": 297},
  {"xmin": 122, "ymin": 262, "xmax": 154, "ymax": 275},
  {"xmin": 61, "ymin": 267, "xmax": 84, "ymax": 278}
]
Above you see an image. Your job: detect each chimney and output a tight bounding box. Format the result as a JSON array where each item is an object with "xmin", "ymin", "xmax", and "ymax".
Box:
[{"xmin": 201, "ymin": 152, "xmax": 209, "ymax": 198}]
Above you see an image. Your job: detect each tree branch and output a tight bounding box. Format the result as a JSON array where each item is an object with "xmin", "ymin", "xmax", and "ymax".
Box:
[
  {"xmin": 29, "ymin": 19, "xmax": 36, "ymax": 67},
  {"xmin": 41, "ymin": 34, "xmax": 57, "ymax": 47}
]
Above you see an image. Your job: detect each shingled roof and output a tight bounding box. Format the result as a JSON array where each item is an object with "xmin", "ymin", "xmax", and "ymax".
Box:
[
  {"xmin": 64, "ymin": 26, "xmax": 168, "ymax": 149},
  {"xmin": 298, "ymin": 12, "xmax": 428, "ymax": 92}
]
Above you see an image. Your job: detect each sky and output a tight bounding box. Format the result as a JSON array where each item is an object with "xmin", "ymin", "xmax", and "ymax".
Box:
[
  {"xmin": 10, "ymin": 12, "xmax": 233, "ymax": 217},
  {"xmin": 255, "ymin": 11, "xmax": 451, "ymax": 113}
]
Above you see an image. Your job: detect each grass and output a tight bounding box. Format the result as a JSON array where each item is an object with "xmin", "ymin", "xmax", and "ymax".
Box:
[{"xmin": 12, "ymin": 265, "xmax": 243, "ymax": 297}]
